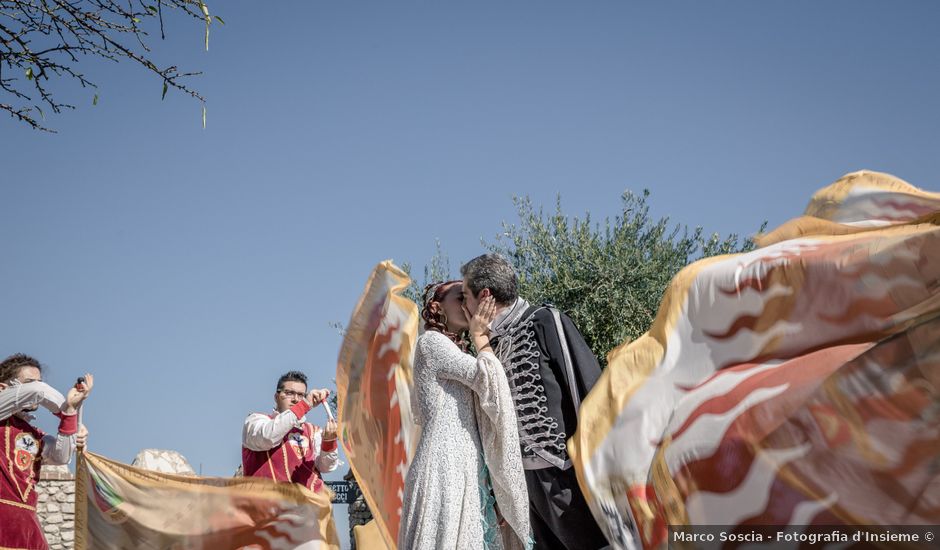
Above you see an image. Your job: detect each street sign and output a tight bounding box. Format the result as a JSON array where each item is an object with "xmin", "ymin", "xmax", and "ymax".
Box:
[{"xmin": 325, "ymin": 480, "xmax": 352, "ymax": 504}]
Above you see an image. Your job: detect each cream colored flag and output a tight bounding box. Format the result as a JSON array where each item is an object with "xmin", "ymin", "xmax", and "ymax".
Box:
[
  {"xmin": 353, "ymin": 520, "xmax": 390, "ymax": 550},
  {"xmin": 569, "ymin": 171, "xmax": 940, "ymax": 549},
  {"xmin": 75, "ymin": 451, "xmax": 340, "ymax": 549}
]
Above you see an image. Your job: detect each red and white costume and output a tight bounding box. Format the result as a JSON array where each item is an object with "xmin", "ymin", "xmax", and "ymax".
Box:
[
  {"xmin": 0, "ymin": 382, "xmax": 78, "ymax": 550},
  {"xmin": 241, "ymin": 400, "xmax": 338, "ymax": 493}
]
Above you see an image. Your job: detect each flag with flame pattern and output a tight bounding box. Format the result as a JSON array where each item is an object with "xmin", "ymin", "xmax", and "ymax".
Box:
[
  {"xmin": 569, "ymin": 171, "xmax": 940, "ymax": 549},
  {"xmin": 75, "ymin": 451, "xmax": 340, "ymax": 549},
  {"xmin": 336, "ymin": 261, "xmax": 420, "ymax": 549}
]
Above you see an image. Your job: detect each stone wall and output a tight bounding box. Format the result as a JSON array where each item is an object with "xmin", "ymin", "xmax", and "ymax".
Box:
[
  {"xmin": 36, "ymin": 465, "xmax": 76, "ymax": 550},
  {"xmin": 344, "ymin": 470, "xmax": 374, "ymax": 550}
]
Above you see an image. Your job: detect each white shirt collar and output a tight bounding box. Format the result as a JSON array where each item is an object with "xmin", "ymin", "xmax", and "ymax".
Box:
[{"xmin": 490, "ymin": 297, "xmax": 528, "ymax": 333}]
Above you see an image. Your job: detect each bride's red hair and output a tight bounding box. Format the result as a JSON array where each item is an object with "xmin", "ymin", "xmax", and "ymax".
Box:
[{"xmin": 421, "ymin": 280, "xmax": 468, "ymax": 351}]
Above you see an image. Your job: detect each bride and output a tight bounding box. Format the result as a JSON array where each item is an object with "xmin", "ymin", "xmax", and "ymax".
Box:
[{"xmin": 399, "ymin": 280, "xmax": 531, "ymax": 549}]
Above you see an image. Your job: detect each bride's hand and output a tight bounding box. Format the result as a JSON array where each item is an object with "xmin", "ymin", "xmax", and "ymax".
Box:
[{"xmin": 467, "ymin": 296, "xmax": 496, "ymax": 339}]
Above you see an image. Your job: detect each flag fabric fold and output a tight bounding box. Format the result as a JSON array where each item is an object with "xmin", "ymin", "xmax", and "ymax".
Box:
[
  {"xmin": 335, "ymin": 260, "xmax": 420, "ymax": 549},
  {"xmin": 75, "ymin": 450, "xmax": 339, "ymax": 549},
  {"xmin": 569, "ymin": 170, "xmax": 940, "ymax": 549}
]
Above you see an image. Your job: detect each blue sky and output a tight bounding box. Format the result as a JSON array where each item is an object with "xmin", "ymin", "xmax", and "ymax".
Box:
[{"xmin": 2, "ymin": 1, "xmax": 939, "ymax": 547}]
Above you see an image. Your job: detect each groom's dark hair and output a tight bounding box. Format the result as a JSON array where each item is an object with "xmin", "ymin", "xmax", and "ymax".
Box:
[{"xmin": 460, "ymin": 253, "xmax": 518, "ymax": 305}]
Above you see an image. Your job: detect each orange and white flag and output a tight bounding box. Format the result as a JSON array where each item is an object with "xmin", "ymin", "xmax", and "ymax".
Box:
[
  {"xmin": 335, "ymin": 261, "xmax": 420, "ymax": 549},
  {"xmin": 569, "ymin": 171, "xmax": 940, "ymax": 549}
]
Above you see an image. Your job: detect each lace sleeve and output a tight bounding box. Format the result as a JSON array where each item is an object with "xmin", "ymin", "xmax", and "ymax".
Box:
[{"xmin": 418, "ymin": 331, "xmax": 478, "ymax": 384}]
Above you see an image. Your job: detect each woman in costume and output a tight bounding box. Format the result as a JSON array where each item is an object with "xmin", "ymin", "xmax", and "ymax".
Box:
[{"xmin": 399, "ymin": 280, "xmax": 531, "ymax": 550}]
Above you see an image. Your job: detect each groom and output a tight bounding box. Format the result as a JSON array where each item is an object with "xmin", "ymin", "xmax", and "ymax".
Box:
[{"xmin": 461, "ymin": 253, "xmax": 609, "ymax": 549}]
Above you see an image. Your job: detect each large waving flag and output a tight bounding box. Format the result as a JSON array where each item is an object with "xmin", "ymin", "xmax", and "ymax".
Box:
[
  {"xmin": 336, "ymin": 261, "xmax": 420, "ymax": 549},
  {"xmin": 75, "ymin": 451, "xmax": 340, "ymax": 549},
  {"xmin": 569, "ymin": 171, "xmax": 940, "ymax": 549}
]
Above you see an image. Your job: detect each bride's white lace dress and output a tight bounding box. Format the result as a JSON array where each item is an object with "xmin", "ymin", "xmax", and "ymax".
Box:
[{"xmin": 399, "ymin": 330, "xmax": 531, "ymax": 550}]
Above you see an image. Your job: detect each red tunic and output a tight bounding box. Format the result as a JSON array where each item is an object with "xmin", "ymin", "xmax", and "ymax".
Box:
[
  {"xmin": 1, "ymin": 413, "xmax": 77, "ymax": 550},
  {"xmin": 241, "ymin": 404, "xmax": 337, "ymax": 493}
]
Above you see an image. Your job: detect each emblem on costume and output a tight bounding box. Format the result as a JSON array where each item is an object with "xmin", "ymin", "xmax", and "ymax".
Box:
[
  {"xmin": 287, "ymin": 432, "xmax": 309, "ymax": 460},
  {"xmin": 14, "ymin": 432, "xmax": 39, "ymax": 471}
]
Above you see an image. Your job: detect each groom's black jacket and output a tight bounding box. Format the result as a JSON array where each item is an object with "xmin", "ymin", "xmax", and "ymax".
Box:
[
  {"xmin": 492, "ymin": 303, "xmax": 609, "ymax": 549},
  {"xmin": 492, "ymin": 303, "xmax": 602, "ymax": 470},
  {"xmin": 527, "ymin": 305, "xmax": 602, "ymax": 458}
]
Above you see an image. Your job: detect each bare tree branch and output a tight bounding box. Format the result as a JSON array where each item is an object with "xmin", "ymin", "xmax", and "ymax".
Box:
[{"xmin": 1, "ymin": 0, "xmax": 213, "ymax": 132}]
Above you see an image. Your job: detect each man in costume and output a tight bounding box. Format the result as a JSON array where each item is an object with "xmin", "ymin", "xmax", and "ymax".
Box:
[
  {"xmin": 461, "ymin": 254, "xmax": 609, "ymax": 549},
  {"xmin": 0, "ymin": 353, "xmax": 92, "ymax": 550},
  {"xmin": 242, "ymin": 371, "xmax": 338, "ymax": 492}
]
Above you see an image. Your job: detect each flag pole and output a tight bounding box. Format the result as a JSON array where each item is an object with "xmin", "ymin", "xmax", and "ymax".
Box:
[{"xmin": 76, "ymin": 376, "xmax": 86, "ymax": 453}]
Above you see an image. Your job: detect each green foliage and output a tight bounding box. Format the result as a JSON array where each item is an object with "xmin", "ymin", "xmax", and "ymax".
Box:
[
  {"xmin": 486, "ymin": 190, "xmax": 764, "ymax": 366},
  {"xmin": 406, "ymin": 190, "xmax": 765, "ymax": 367},
  {"xmin": 327, "ymin": 384, "xmax": 339, "ymax": 417},
  {"xmin": 401, "ymin": 240, "xmax": 454, "ymax": 307}
]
